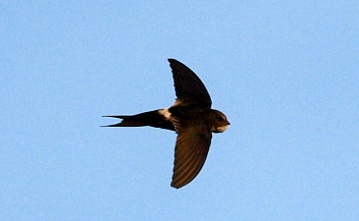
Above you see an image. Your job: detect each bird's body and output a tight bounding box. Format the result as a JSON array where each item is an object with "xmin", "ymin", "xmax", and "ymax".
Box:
[{"xmin": 103, "ymin": 59, "xmax": 230, "ymax": 188}]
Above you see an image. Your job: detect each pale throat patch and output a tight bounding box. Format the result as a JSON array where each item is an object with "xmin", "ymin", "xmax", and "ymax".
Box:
[
  {"xmin": 158, "ymin": 108, "xmax": 171, "ymax": 120},
  {"xmin": 213, "ymin": 125, "xmax": 229, "ymax": 133}
]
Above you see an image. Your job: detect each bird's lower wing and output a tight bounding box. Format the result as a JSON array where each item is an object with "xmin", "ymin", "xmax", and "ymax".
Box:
[{"xmin": 171, "ymin": 125, "xmax": 212, "ymax": 188}]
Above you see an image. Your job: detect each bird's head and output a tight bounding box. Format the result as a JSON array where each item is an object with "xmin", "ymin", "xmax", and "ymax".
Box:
[{"xmin": 208, "ymin": 109, "xmax": 230, "ymax": 133}]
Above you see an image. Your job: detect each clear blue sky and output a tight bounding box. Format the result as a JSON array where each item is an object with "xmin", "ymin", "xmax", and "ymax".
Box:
[{"xmin": 1, "ymin": 1, "xmax": 358, "ymax": 220}]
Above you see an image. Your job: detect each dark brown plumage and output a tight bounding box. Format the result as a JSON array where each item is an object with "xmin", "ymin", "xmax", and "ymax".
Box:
[{"xmin": 103, "ymin": 59, "xmax": 230, "ymax": 188}]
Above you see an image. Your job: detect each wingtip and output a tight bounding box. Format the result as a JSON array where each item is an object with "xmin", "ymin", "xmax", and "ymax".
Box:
[
  {"xmin": 168, "ymin": 58, "xmax": 174, "ymax": 64},
  {"xmin": 168, "ymin": 58, "xmax": 180, "ymax": 64},
  {"xmin": 170, "ymin": 182, "xmax": 182, "ymax": 189}
]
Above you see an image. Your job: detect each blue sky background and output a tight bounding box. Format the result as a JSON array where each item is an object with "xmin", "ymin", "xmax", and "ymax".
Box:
[{"xmin": 1, "ymin": 1, "xmax": 358, "ymax": 220}]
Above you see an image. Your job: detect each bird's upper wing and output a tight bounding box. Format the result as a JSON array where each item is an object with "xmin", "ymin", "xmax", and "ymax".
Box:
[
  {"xmin": 170, "ymin": 120, "xmax": 212, "ymax": 188},
  {"xmin": 168, "ymin": 59, "xmax": 212, "ymax": 108}
]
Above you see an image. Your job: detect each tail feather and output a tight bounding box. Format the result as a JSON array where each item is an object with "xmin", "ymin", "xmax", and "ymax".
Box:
[
  {"xmin": 102, "ymin": 115, "xmax": 147, "ymax": 127},
  {"xmin": 102, "ymin": 110, "xmax": 175, "ymax": 131}
]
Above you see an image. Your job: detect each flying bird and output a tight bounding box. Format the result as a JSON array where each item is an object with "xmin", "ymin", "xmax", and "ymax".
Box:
[{"xmin": 103, "ymin": 59, "xmax": 230, "ymax": 188}]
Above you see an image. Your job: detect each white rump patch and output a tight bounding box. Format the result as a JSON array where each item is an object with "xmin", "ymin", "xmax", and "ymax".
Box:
[
  {"xmin": 158, "ymin": 108, "xmax": 171, "ymax": 120},
  {"xmin": 172, "ymin": 99, "xmax": 183, "ymax": 107}
]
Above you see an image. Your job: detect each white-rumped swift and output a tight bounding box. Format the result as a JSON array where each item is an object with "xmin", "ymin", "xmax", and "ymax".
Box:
[{"xmin": 103, "ymin": 59, "xmax": 230, "ymax": 188}]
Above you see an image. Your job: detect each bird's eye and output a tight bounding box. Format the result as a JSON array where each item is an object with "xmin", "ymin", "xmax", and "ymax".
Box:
[{"xmin": 215, "ymin": 114, "xmax": 223, "ymax": 121}]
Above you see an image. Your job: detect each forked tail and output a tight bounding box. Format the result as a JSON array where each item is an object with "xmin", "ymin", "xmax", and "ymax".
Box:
[{"xmin": 102, "ymin": 110, "xmax": 175, "ymax": 131}]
